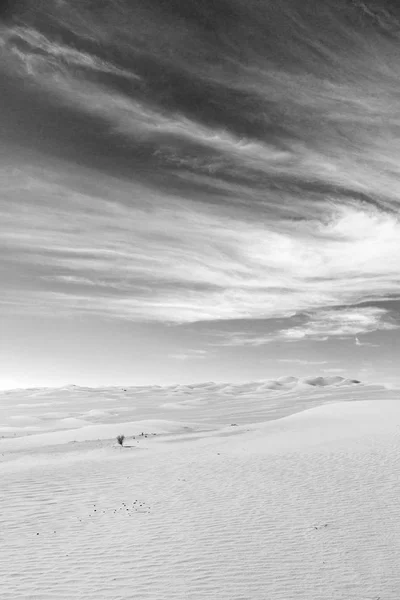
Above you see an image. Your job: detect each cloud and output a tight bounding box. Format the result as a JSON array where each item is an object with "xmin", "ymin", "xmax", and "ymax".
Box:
[
  {"xmin": 2, "ymin": 26, "xmax": 140, "ymax": 81},
  {"xmin": 5, "ymin": 14, "xmax": 400, "ymax": 211},
  {"xmin": 168, "ymin": 350, "xmax": 208, "ymax": 361},
  {"xmin": 277, "ymin": 359, "xmax": 329, "ymax": 365},
  {"xmin": 355, "ymin": 336, "xmax": 379, "ymax": 347},
  {"xmin": 2, "ymin": 3, "xmax": 400, "ymax": 335},
  {"xmin": 213, "ymin": 307, "xmax": 398, "ymax": 346},
  {"xmin": 277, "ymin": 307, "xmax": 398, "ymax": 341},
  {"xmin": 2, "ymin": 168, "xmax": 400, "ymax": 326}
]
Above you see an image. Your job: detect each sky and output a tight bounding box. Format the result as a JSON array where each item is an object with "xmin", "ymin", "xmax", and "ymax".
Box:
[{"xmin": 1, "ymin": 0, "xmax": 400, "ymax": 389}]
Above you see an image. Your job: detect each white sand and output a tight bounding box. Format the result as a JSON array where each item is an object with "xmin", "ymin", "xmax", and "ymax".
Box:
[{"xmin": 1, "ymin": 377, "xmax": 399, "ymax": 599}]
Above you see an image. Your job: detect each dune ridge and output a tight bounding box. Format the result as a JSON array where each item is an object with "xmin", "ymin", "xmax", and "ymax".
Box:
[{"xmin": 0, "ymin": 375, "xmax": 386, "ymax": 448}]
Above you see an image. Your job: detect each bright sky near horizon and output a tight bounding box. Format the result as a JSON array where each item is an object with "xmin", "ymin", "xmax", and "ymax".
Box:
[{"xmin": 1, "ymin": 0, "xmax": 400, "ymax": 389}]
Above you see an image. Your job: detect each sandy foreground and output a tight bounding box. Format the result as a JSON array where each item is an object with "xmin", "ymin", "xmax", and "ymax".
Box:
[{"xmin": 1, "ymin": 377, "xmax": 399, "ymax": 599}]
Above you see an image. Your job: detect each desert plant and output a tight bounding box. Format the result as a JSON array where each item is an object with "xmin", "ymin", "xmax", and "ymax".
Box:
[{"xmin": 117, "ymin": 434, "xmax": 125, "ymax": 446}]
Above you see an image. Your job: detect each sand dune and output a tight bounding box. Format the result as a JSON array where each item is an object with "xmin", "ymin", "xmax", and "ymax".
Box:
[
  {"xmin": 0, "ymin": 419, "xmax": 201, "ymax": 452},
  {"xmin": 1, "ymin": 377, "xmax": 400, "ymax": 599},
  {"xmin": 0, "ymin": 375, "xmax": 374, "ymax": 444}
]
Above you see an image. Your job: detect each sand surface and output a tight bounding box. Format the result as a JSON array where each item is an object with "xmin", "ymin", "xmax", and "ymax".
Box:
[{"xmin": 1, "ymin": 377, "xmax": 399, "ymax": 599}]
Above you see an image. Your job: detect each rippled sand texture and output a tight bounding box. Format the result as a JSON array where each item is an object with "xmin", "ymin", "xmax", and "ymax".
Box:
[{"xmin": 1, "ymin": 380, "xmax": 399, "ymax": 599}]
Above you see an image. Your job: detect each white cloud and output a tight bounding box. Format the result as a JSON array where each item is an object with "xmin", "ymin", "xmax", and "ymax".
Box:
[
  {"xmin": 277, "ymin": 359, "xmax": 329, "ymax": 365},
  {"xmin": 2, "ymin": 170, "xmax": 400, "ymax": 329},
  {"xmin": 2, "ymin": 26, "xmax": 139, "ymax": 80},
  {"xmin": 213, "ymin": 307, "xmax": 398, "ymax": 346},
  {"xmin": 355, "ymin": 336, "xmax": 379, "ymax": 347},
  {"xmin": 277, "ymin": 307, "xmax": 398, "ymax": 342},
  {"xmin": 168, "ymin": 350, "xmax": 208, "ymax": 361}
]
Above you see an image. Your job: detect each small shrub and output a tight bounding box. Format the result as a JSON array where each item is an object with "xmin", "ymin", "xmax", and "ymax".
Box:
[{"xmin": 117, "ymin": 434, "xmax": 125, "ymax": 446}]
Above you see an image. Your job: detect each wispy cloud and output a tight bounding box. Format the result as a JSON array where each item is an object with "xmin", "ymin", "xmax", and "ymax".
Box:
[
  {"xmin": 5, "ymin": 15, "xmax": 400, "ymax": 210},
  {"xmin": 275, "ymin": 307, "xmax": 398, "ymax": 342},
  {"xmin": 2, "ymin": 26, "xmax": 139, "ymax": 80},
  {"xmin": 2, "ymin": 2, "xmax": 400, "ymax": 342},
  {"xmin": 355, "ymin": 336, "xmax": 379, "ymax": 347},
  {"xmin": 2, "ymin": 169, "xmax": 400, "ymax": 327},
  {"xmin": 277, "ymin": 359, "xmax": 329, "ymax": 365},
  {"xmin": 213, "ymin": 307, "xmax": 398, "ymax": 346},
  {"xmin": 168, "ymin": 349, "xmax": 208, "ymax": 361}
]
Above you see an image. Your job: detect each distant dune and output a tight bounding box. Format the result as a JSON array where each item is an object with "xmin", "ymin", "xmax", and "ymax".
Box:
[{"xmin": 0, "ymin": 375, "xmax": 386, "ymax": 448}]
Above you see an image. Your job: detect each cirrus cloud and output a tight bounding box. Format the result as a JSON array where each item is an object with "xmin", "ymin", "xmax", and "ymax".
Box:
[
  {"xmin": 211, "ymin": 307, "xmax": 398, "ymax": 346},
  {"xmin": 1, "ymin": 168, "xmax": 400, "ymax": 329},
  {"xmin": 1, "ymin": 0, "xmax": 400, "ymax": 349}
]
